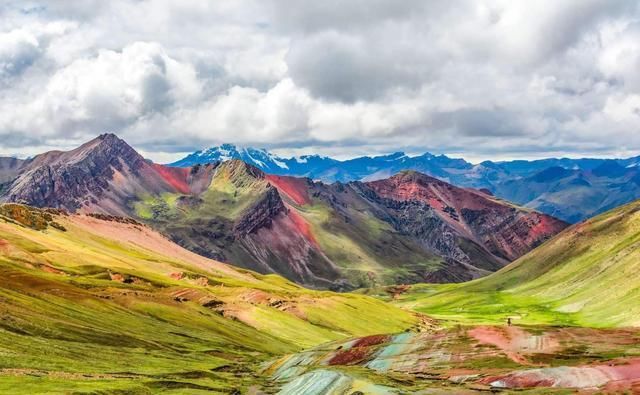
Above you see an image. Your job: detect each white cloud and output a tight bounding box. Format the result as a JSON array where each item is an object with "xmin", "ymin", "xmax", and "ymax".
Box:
[
  {"xmin": 0, "ymin": 0, "xmax": 639, "ymax": 162},
  {"xmin": 2, "ymin": 41, "xmax": 201, "ymax": 135}
]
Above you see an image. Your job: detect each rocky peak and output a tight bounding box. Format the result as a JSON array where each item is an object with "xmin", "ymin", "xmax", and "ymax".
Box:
[
  {"xmin": 217, "ymin": 159, "xmax": 266, "ymax": 183},
  {"xmin": 389, "ymin": 170, "xmax": 445, "ymax": 186},
  {"xmin": 0, "ymin": 133, "xmax": 147, "ymax": 211},
  {"xmin": 68, "ymin": 133, "xmax": 144, "ymax": 166}
]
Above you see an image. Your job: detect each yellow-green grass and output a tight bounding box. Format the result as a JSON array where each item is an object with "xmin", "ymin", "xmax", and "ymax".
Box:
[
  {"xmin": 298, "ymin": 201, "xmax": 442, "ymax": 287},
  {"xmin": 133, "ymin": 163, "xmax": 269, "ymax": 223},
  {"xmin": 392, "ymin": 199, "xmax": 640, "ymax": 328},
  {"xmin": 0, "ymin": 205, "xmax": 416, "ymax": 393}
]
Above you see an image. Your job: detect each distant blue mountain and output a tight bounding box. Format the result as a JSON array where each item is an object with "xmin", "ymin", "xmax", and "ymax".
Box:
[
  {"xmin": 169, "ymin": 144, "xmax": 477, "ymax": 183},
  {"xmin": 169, "ymin": 145, "xmax": 640, "ymax": 223}
]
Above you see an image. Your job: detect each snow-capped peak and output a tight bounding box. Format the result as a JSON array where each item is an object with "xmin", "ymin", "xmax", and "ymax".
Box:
[{"xmin": 170, "ymin": 144, "xmax": 294, "ymax": 171}]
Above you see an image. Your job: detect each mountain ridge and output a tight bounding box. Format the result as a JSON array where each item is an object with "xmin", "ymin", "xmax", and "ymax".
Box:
[
  {"xmin": 0, "ymin": 135, "xmax": 567, "ymax": 289},
  {"xmin": 168, "ymin": 143, "xmax": 640, "ymax": 222}
]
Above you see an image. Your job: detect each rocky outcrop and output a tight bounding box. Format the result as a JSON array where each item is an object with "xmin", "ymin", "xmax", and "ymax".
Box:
[
  {"xmin": 460, "ymin": 208, "xmax": 560, "ymax": 261},
  {"xmin": 351, "ymin": 184, "xmax": 473, "ymax": 264},
  {"xmin": 233, "ymin": 186, "xmax": 286, "ymax": 237},
  {"xmin": 0, "ymin": 203, "xmax": 66, "ymax": 231}
]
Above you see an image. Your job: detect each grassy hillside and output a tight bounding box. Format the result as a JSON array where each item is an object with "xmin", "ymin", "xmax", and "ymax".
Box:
[
  {"xmin": 389, "ymin": 199, "xmax": 640, "ymax": 328},
  {"xmin": 0, "ymin": 204, "xmax": 417, "ymax": 394}
]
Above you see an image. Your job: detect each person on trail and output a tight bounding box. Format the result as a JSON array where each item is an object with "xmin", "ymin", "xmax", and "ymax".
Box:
[{"xmin": 507, "ymin": 317, "xmax": 512, "ymax": 326}]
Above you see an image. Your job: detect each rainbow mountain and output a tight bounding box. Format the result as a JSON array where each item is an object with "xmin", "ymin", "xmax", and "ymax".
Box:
[{"xmin": 0, "ymin": 134, "xmax": 566, "ymax": 289}]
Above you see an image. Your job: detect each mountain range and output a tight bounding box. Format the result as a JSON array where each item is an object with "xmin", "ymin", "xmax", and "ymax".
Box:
[
  {"xmin": 0, "ymin": 134, "xmax": 566, "ymax": 290},
  {"xmin": 3, "ymin": 135, "xmax": 640, "ymax": 393},
  {"xmin": 170, "ymin": 144, "xmax": 640, "ymax": 223}
]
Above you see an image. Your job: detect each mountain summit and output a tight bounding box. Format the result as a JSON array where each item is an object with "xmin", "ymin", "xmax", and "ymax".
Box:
[
  {"xmin": 0, "ymin": 133, "xmax": 216, "ymax": 214},
  {"xmin": 170, "ymin": 143, "xmax": 295, "ymax": 174}
]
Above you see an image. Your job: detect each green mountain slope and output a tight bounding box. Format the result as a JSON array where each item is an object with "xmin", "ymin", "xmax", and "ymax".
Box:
[
  {"xmin": 390, "ymin": 199, "xmax": 640, "ymax": 328},
  {"xmin": 0, "ymin": 204, "xmax": 417, "ymax": 394}
]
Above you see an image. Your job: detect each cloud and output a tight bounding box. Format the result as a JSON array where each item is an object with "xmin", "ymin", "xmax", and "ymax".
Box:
[
  {"xmin": 0, "ymin": 0, "xmax": 640, "ymax": 162},
  {"xmin": 0, "ymin": 28, "xmax": 41, "ymax": 79},
  {"xmin": 286, "ymin": 30, "xmax": 431, "ymax": 102},
  {"xmin": 0, "ymin": 41, "xmax": 202, "ymax": 150}
]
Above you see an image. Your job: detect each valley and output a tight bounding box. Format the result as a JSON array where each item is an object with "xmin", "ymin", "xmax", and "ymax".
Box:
[
  {"xmin": 264, "ymin": 198, "xmax": 640, "ymax": 393},
  {"xmin": 1, "ymin": 200, "xmax": 640, "ymax": 393},
  {"xmin": 1, "ymin": 136, "xmax": 639, "ymax": 394},
  {"xmin": 4, "ymin": 2, "xmax": 640, "ymax": 393}
]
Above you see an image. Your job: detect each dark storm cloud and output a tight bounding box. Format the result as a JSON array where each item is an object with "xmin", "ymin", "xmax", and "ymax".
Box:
[
  {"xmin": 286, "ymin": 31, "xmax": 429, "ymax": 102},
  {"xmin": 431, "ymin": 109, "xmax": 523, "ymax": 137}
]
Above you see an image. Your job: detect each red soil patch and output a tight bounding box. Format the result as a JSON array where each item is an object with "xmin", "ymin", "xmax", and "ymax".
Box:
[
  {"xmin": 286, "ymin": 207, "xmax": 319, "ymax": 249},
  {"xmin": 599, "ymin": 359, "xmax": 640, "ymax": 382},
  {"xmin": 170, "ymin": 272, "xmax": 184, "ymax": 280},
  {"xmin": 353, "ymin": 334, "xmax": 390, "ymax": 348},
  {"xmin": 469, "ymin": 326, "xmax": 525, "ymax": 365},
  {"xmin": 328, "ymin": 335, "xmax": 389, "ymax": 366},
  {"xmin": 266, "ymin": 175, "xmax": 311, "ymax": 206},
  {"xmin": 370, "ymin": 179, "xmax": 439, "ymax": 205},
  {"xmin": 152, "ymin": 164, "xmax": 191, "ymax": 194},
  {"xmin": 368, "ymin": 176, "xmax": 507, "ymax": 221},
  {"xmin": 524, "ymin": 214, "xmax": 567, "ymax": 242},
  {"xmin": 329, "ymin": 347, "xmax": 374, "ymax": 366},
  {"xmin": 469, "ymin": 326, "xmax": 512, "ymax": 349}
]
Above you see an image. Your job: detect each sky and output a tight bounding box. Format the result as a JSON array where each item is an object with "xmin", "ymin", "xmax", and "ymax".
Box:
[{"xmin": 1, "ymin": 0, "xmax": 640, "ymax": 163}]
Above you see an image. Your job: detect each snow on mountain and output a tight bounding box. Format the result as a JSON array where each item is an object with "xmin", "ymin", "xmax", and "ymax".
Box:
[
  {"xmin": 169, "ymin": 145, "xmax": 342, "ymax": 177},
  {"xmin": 169, "ymin": 144, "xmax": 291, "ymax": 173}
]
